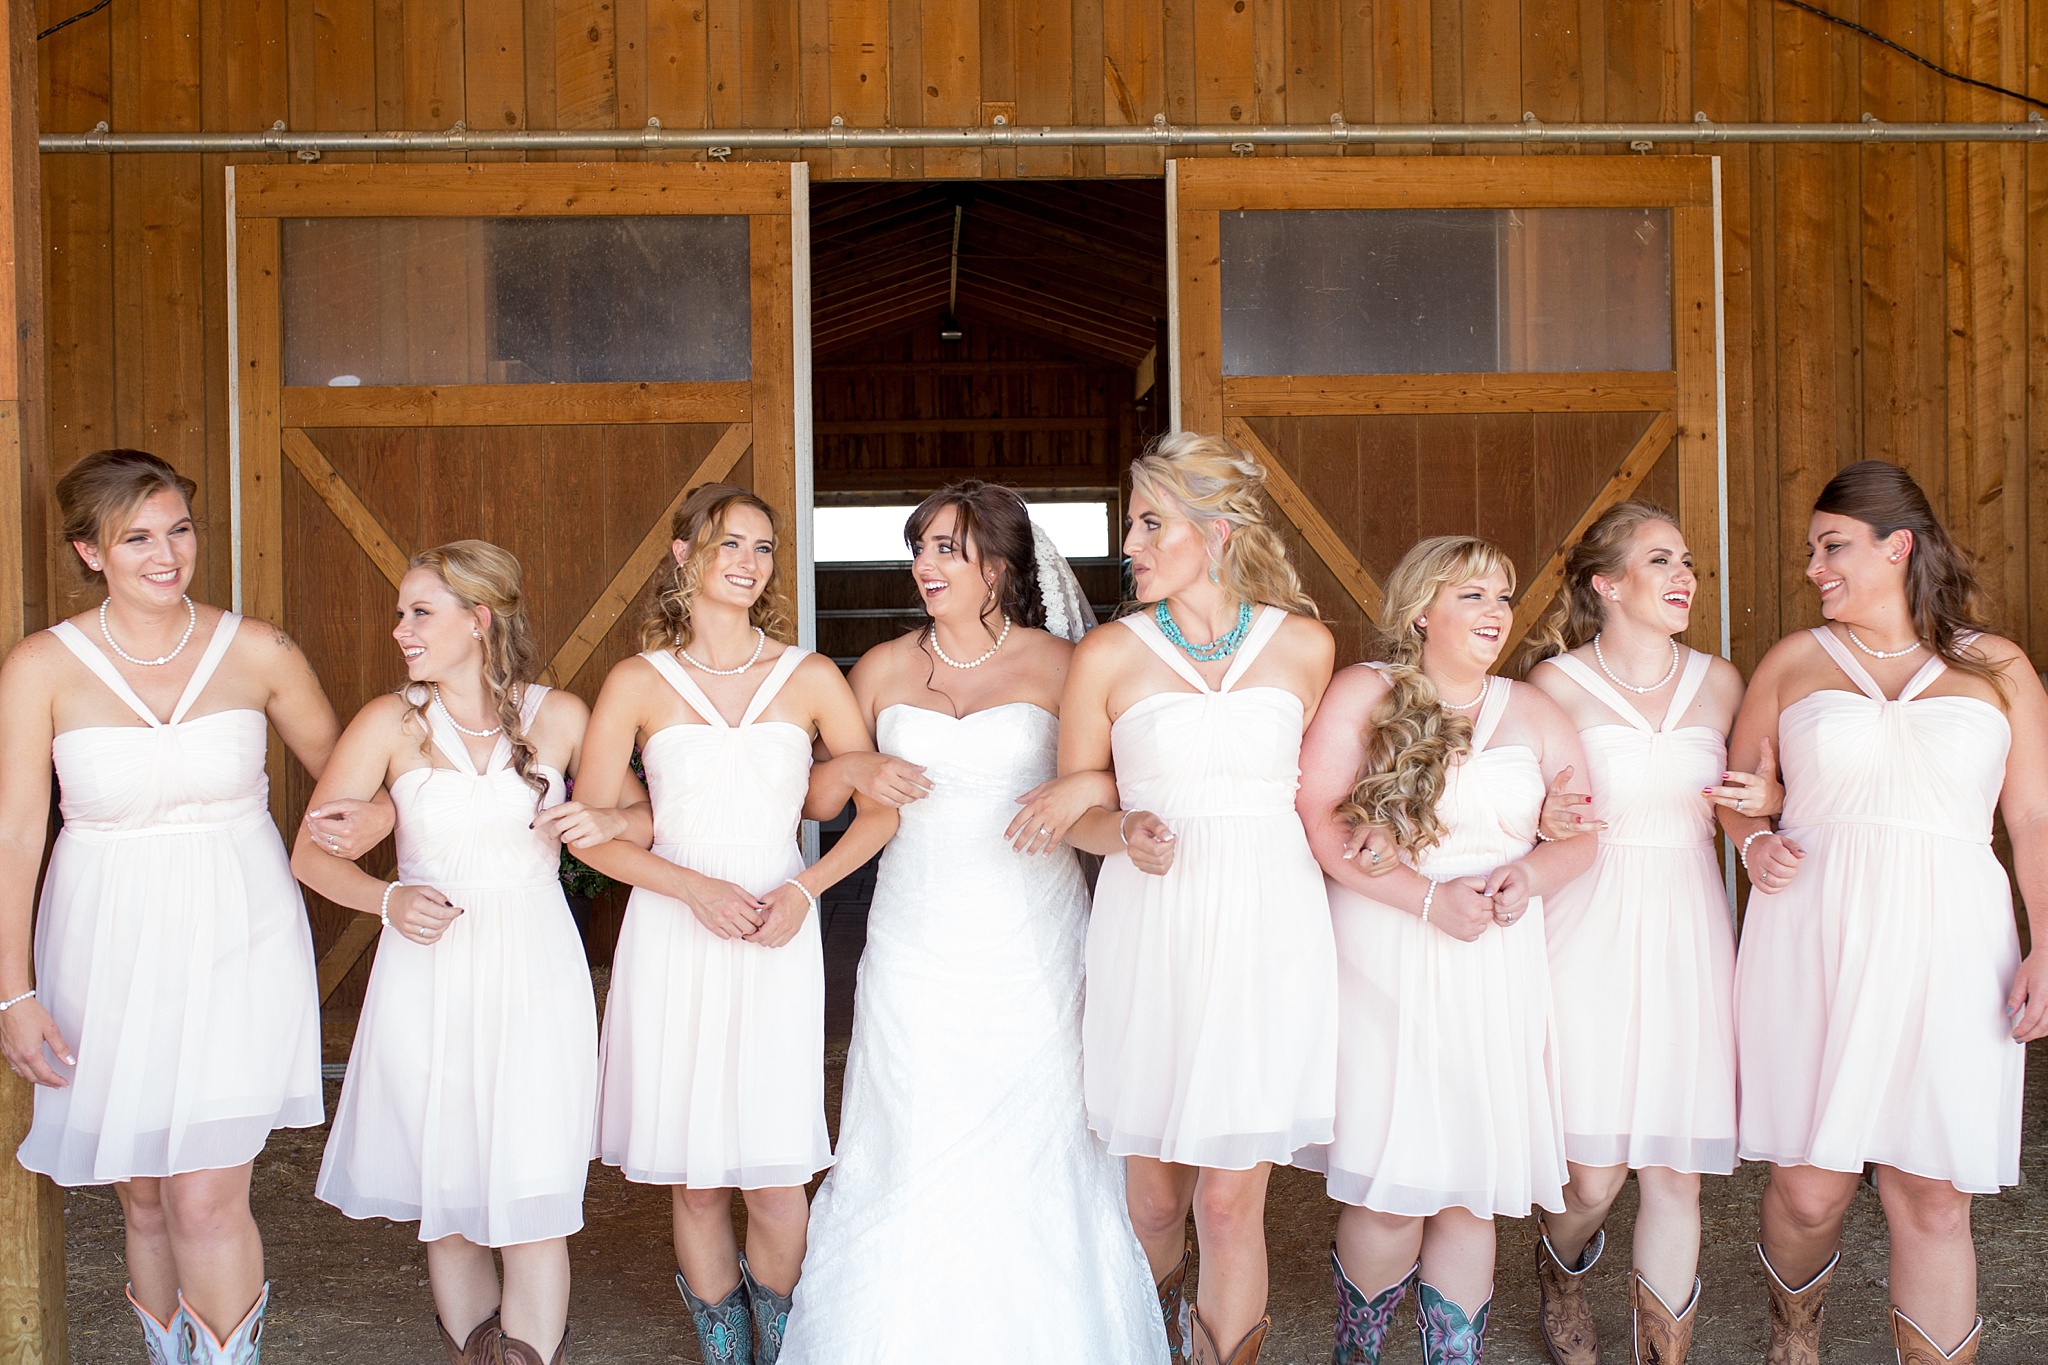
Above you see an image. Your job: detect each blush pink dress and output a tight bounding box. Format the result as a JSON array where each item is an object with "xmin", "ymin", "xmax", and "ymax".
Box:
[
  {"xmin": 1538, "ymin": 649, "xmax": 1737, "ymax": 1174},
  {"xmin": 1734, "ymin": 628, "xmax": 2022, "ymax": 1193}
]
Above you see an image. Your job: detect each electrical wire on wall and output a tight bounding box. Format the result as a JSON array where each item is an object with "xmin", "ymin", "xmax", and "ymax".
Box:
[{"xmin": 1777, "ymin": 0, "xmax": 2045, "ymax": 113}]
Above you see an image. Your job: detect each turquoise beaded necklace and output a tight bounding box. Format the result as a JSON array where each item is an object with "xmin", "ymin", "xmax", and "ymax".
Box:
[{"xmin": 1154, "ymin": 599, "xmax": 1254, "ymax": 662}]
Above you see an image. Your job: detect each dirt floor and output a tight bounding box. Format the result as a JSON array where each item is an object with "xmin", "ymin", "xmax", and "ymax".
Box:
[{"xmin": 62, "ymin": 904, "xmax": 2048, "ymax": 1362}]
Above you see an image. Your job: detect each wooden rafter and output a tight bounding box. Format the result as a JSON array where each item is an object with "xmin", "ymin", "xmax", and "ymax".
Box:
[
  {"xmin": 1226, "ymin": 418, "xmax": 1386, "ymax": 623},
  {"xmin": 1504, "ymin": 410, "xmax": 1680, "ymax": 655},
  {"xmin": 545, "ymin": 422, "xmax": 755, "ymax": 687},
  {"xmin": 281, "ymin": 428, "xmax": 410, "ymax": 587}
]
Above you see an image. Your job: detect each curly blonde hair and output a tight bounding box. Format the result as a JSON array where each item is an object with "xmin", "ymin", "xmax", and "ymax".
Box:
[
  {"xmin": 1127, "ymin": 433, "xmax": 1320, "ymax": 619},
  {"xmin": 1339, "ymin": 535, "xmax": 1517, "ymax": 857},
  {"xmin": 402, "ymin": 540, "xmax": 549, "ymax": 806},
  {"xmin": 1518, "ymin": 499, "xmax": 1678, "ymax": 670},
  {"xmin": 637, "ymin": 484, "xmax": 795, "ymax": 654}
]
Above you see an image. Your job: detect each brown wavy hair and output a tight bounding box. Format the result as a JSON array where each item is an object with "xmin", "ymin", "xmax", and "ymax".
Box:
[
  {"xmin": 1127, "ymin": 433, "xmax": 1320, "ymax": 619},
  {"xmin": 1812, "ymin": 459, "xmax": 2007, "ymax": 703},
  {"xmin": 56, "ymin": 450, "xmax": 199, "ymax": 589},
  {"xmin": 904, "ymin": 479, "xmax": 1047, "ymax": 635},
  {"xmin": 403, "ymin": 540, "xmax": 549, "ymax": 805},
  {"xmin": 1519, "ymin": 499, "xmax": 1680, "ymax": 669},
  {"xmin": 638, "ymin": 484, "xmax": 794, "ymax": 654},
  {"xmin": 1339, "ymin": 536, "xmax": 1517, "ymax": 857}
]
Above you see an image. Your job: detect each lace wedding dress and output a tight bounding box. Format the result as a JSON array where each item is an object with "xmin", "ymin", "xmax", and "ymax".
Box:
[{"xmin": 779, "ymin": 700, "xmax": 1166, "ymax": 1364}]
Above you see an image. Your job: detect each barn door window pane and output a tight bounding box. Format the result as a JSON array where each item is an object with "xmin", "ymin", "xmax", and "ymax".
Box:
[
  {"xmin": 1219, "ymin": 208, "xmax": 1672, "ymax": 376},
  {"xmin": 280, "ymin": 216, "xmax": 753, "ymax": 386}
]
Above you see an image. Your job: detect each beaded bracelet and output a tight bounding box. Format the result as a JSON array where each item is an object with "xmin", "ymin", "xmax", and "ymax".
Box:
[
  {"xmin": 0, "ymin": 988, "xmax": 35, "ymax": 1013},
  {"xmin": 379, "ymin": 880, "xmax": 400, "ymax": 929},
  {"xmin": 784, "ymin": 878, "xmax": 819, "ymax": 915},
  {"xmin": 1419, "ymin": 878, "xmax": 1437, "ymax": 925},
  {"xmin": 1738, "ymin": 829, "xmax": 1771, "ymax": 875}
]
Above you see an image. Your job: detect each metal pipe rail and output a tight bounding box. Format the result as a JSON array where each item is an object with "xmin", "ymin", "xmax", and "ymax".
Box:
[{"xmin": 37, "ymin": 113, "xmax": 2048, "ymax": 154}]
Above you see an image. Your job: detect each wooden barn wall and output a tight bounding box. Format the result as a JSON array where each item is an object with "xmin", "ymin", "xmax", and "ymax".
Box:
[{"xmin": 30, "ymin": 0, "xmax": 2048, "ymax": 675}]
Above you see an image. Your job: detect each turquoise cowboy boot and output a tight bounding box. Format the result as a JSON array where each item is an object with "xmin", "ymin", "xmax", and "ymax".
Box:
[
  {"xmin": 126, "ymin": 1284, "xmax": 182, "ymax": 1365},
  {"xmin": 1414, "ymin": 1279, "xmax": 1490, "ymax": 1365},
  {"xmin": 175, "ymin": 1282, "xmax": 268, "ymax": 1364},
  {"xmin": 740, "ymin": 1257, "xmax": 791, "ymax": 1365},
  {"xmin": 678, "ymin": 1271, "xmax": 754, "ymax": 1365},
  {"xmin": 1332, "ymin": 1248, "xmax": 1417, "ymax": 1364}
]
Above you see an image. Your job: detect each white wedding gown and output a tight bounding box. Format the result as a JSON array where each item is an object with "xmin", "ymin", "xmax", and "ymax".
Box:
[{"xmin": 780, "ymin": 702, "xmax": 1168, "ymax": 1365}]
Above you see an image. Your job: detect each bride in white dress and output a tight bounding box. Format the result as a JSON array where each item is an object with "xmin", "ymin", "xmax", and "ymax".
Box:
[{"xmin": 781, "ymin": 482, "xmax": 1166, "ymax": 1365}]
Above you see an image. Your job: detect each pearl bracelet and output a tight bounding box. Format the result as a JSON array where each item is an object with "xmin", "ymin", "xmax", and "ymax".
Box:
[
  {"xmin": 0, "ymin": 988, "xmax": 35, "ymax": 1013},
  {"xmin": 1419, "ymin": 878, "xmax": 1437, "ymax": 925},
  {"xmin": 380, "ymin": 881, "xmax": 400, "ymax": 928},
  {"xmin": 784, "ymin": 878, "xmax": 819, "ymax": 915},
  {"xmin": 1739, "ymin": 829, "xmax": 1771, "ymax": 875}
]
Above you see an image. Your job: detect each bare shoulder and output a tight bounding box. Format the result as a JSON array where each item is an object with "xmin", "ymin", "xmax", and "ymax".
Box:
[
  {"xmin": 346, "ymin": 691, "xmax": 412, "ymax": 735},
  {"xmin": 533, "ymin": 685, "xmax": 591, "ymax": 725},
  {"xmin": 2, "ymin": 627, "xmax": 72, "ymax": 679},
  {"xmin": 1016, "ymin": 625, "xmax": 1075, "ymax": 662},
  {"xmin": 229, "ymin": 612, "xmax": 318, "ymax": 683},
  {"xmin": 1754, "ymin": 628, "xmax": 1822, "ymax": 678},
  {"xmin": 1503, "ymin": 676, "xmax": 1574, "ymax": 730},
  {"xmin": 1071, "ymin": 615, "xmax": 1139, "ymax": 667},
  {"xmin": 1701, "ymin": 652, "xmax": 1747, "ymax": 704},
  {"xmin": 1324, "ymin": 660, "xmax": 1392, "ymax": 712},
  {"xmin": 791, "ymin": 647, "xmax": 856, "ymax": 696},
  {"xmin": 1963, "ymin": 631, "xmax": 2031, "ymax": 670},
  {"xmin": 1275, "ymin": 610, "xmax": 1335, "ymax": 656}
]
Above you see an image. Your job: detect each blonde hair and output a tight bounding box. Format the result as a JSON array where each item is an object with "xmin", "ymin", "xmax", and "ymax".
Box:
[
  {"xmin": 1339, "ymin": 536, "xmax": 1518, "ymax": 857},
  {"xmin": 55, "ymin": 450, "xmax": 198, "ymax": 588},
  {"xmin": 403, "ymin": 540, "xmax": 548, "ymax": 805},
  {"xmin": 1127, "ymin": 433, "xmax": 1320, "ymax": 619},
  {"xmin": 638, "ymin": 484, "xmax": 794, "ymax": 653},
  {"xmin": 1519, "ymin": 499, "xmax": 1678, "ymax": 669}
]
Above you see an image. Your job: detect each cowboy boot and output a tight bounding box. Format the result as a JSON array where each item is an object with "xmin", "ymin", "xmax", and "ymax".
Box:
[
  {"xmin": 175, "ymin": 1282, "xmax": 269, "ymax": 1364},
  {"xmin": 1535, "ymin": 1223, "xmax": 1604, "ymax": 1365},
  {"xmin": 436, "ymin": 1310, "xmax": 501, "ymax": 1365},
  {"xmin": 677, "ymin": 1271, "xmax": 754, "ymax": 1365},
  {"xmin": 1414, "ymin": 1279, "xmax": 1490, "ymax": 1365},
  {"xmin": 740, "ymin": 1257, "xmax": 791, "ymax": 1365},
  {"xmin": 1758, "ymin": 1243, "xmax": 1837, "ymax": 1365},
  {"xmin": 1189, "ymin": 1304, "xmax": 1270, "ymax": 1365},
  {"xmin": 1891, "ymin": 1308, "xmax": 1982, "ymax": 1365},
  {"xmin": 1156, "ymin": 1246, "xmax": 1192, "ymax": 1364},
  {"xmin": 1630, "ymin": 1272, "xmax": 1698, "ymax": 1365},
  {"xmin": 1332, "ymin": 1247, "xmax": 1416, "ymax": 1364},
  {"xmin": 498, "ymin": 1325, "xmax": 571, "ymax": 1365},
  {"xmin": 126, "ymin": 1285, "xmax": 181, "ymax": 1365}
]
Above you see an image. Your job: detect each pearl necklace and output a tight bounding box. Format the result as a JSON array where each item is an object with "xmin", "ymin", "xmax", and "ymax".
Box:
[
  {"xmin": 930, "ymin": 617, "xmax": 1011, "ymax": 669},
  {"xmin": 432, "ymin": 684, "xmax": 502, "ymax": 737},
  {"xmin": 1592, "ymin": 634, "xmax": 1680, "ymax": 694},
  {"xmin": 101, "ymin": 595, "xmax": 197, "ymax": 667},
  {"xmin": 1440, "ymin": 675, "xmax": 1490, "ymax": 711},
  {"xmin": 679, "ymin": 627, "xmax": 766, "ymax": 676},
  {"xmin": 1844, "ymin": 626, "xmax": 1922, "ymax": 660}
]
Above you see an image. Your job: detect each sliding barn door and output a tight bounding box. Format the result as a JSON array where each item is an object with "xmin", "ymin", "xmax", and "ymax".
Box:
[
  {"xmin": 229, "ymin": 162, "xmax": 812, "ymax": 1004},
  {"xmin": 1168, "ymin": 156, "xmax": 1723, "ymax": 664}
]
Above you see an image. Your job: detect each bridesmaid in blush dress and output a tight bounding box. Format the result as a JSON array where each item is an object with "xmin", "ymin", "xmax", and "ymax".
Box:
[
  {"xmin": 0, "ymin": 451, "xmax": 390, "ymax": 1364},
  {"xmin": 571, "ymin": 485, "xmax": 897, "ymax": 1365},
  {"xmin": 1294, "ymin": 536, "xmax": 1593, "ymax": 1365},
  {"xmin": 1721, "ymin": 461, "xmax": 2048, "ymax": 1365},
  {"xmin": 1062, "ymin": 434, "xmax": 1338, "ymax": 1365}
]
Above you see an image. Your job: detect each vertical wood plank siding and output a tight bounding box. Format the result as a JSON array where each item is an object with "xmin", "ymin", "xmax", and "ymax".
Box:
[{"xmin": 32, "ymin": 0, "xmax": 2048, "ymax": 673}]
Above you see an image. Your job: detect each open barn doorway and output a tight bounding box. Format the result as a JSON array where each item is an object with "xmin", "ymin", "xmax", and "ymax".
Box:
[{"xmin": 803, "ymin": 180, "xmax": 1168, "ymax": 1028}]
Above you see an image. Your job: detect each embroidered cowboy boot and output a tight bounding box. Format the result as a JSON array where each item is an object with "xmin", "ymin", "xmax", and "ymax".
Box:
[
  {"xmin": 1890, "ymin": 1308, "xmax": 1982, "ymax": 1365},
  {"xmin": 1189, "ymin": 1304, "xmax": 1270, "ymax": 1365},
  {"xmin": 1331, "ymin": 1246, "xmax": 1416, "ymax": 1364},
  {"xmin": 1157, "ymin": 1246, "xmax": 1192, "ymax": 1365},
  {"xmin": 174, "ymin": 1282, "xmax": 269, "ymax": 1364},
  {"xmin": 1630, "ymin": 1272, "xmax": 1699, "ymax": 1365},
  {"xmin": 741, "ymin": 1256, "xmax": 791, "ymax": 1365},
  {"xmin": 1535, "ymin": 1222, "xmax": 1604, "ymax": 1365},
  {"xmin": 1414, "ymin": 1279, "xmax": 1490, "ymax": 1365},
  {"xmin": 126, "ymin": 1285, "xmax": 181, "ymax": 1365},
  {"xmin": 677, "ymin": 1271, "xmax": 754, "ymax": 1365},
  {"xmin": 1758, "ymin": 1244, "xmax": 1837, "ymax": 1365},
  {"xmin": 435, "ymin": 1310, "xmax": 500, "ymax": 1365},
  {"xmin": 498, "ymin": 1325, "xmax": 571, "ymax": 1365}
]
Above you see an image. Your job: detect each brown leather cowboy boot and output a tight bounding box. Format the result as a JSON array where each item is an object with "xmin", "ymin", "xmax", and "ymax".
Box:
[
  {"xmin": 1188, "ymin": 1304, "xmax": 1270, "ymax": 1365},
  {"xmin": 1758, "ymin": 1243, "xmax": 1837, "ymax": 1365},
  {"xmin": 1630, "ymin": 1272, "xmax": 1699, "ymax": 1365},
  {"xmin": 1535, "ymin": 1222, "xmax": 1604, "ymax": 1365},
  {"xmin": 498, "ymin": 1325, "xmax": 570, "ymax": 1365},
  {"xmin": 1891, "ymin": 1308, "xmax": 1982, "ymax": 1365},
  {"xmin": 436, "ymin": 1311, "xmax": 500, "ymax": 1365},
  {"xmin": 1157, "ymin": 1247, "xmax": 1191, "ymax": 1364}
]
